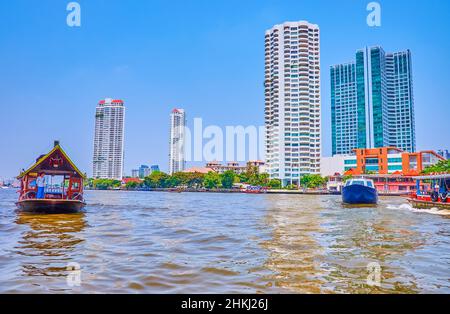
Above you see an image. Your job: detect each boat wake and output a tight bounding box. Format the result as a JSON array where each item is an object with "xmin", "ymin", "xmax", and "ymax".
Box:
[{"xmin": 386, "ymin": 203, "xmax": 450, "ymax": 216}]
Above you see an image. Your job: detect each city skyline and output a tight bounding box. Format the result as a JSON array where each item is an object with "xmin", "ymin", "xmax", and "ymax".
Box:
[{"xmin": 1, "ymin": 0, "xmax": 449, "ymax": 178}]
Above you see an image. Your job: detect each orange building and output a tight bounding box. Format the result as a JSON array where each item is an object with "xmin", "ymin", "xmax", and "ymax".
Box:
[{"xmin": 344, "ymin": 147, "xmax": 444, "ymax": 176}]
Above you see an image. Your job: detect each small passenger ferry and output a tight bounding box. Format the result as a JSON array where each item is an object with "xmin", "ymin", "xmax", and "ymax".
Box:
[
  {"xmin": 407, "ymin": 174, "xmax": 450, "ymax": 210},
  {"xmin": 16, "ymin": 141, "xmax": 86, "ymax": 213},
  {"xmin": 342, "ymin": 178, "xmax": 378, "ymax": 205}
]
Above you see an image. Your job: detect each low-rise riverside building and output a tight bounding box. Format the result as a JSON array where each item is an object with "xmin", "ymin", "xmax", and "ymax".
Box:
[
  {"xmin": 342, "ymin": 147, "xmax": 444, "ymax": 176},
  {"xmin": 205, "ymin": 161, "xmax": 267, "ymax": 174},
  {"xmin": 322, "ymin": 147, "xmax": 445, "ymax": 194},
  {"xmin": 183, "ymin": 167, "xmax": 214, "ymax": 174},
  {"xmin": 322, "ymin": 147, "xmax": 444, "ymax": 177}
]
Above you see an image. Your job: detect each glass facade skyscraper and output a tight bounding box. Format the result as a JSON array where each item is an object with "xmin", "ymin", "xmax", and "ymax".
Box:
[
  {"xmin": 386, "ymin": 50, "xmax": 416, "ymax": 152},
  {"xmin": 331, "ymin": 46, "xmax": 415, "ymax": 155},
  {"xmin": 331, "ymin": 63, "xmax": 357, "ymax": 155}
]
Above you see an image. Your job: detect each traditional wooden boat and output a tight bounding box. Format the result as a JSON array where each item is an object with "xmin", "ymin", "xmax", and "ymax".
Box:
[
  {"xmin": 407, "ymin": 174, "xmax": 450, "ymax": 210},
  {"xmin": 342, "ymin": 178, "xmax": 378, "ymax": 205},
  {"xmin": 16, "ymin": 141, "xmax": 86, "ymax": 213}
]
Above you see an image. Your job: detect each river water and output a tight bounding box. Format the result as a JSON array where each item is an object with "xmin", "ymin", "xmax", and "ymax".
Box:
[{"xmin": 0, "ymin": 189, "xmax": 449, "ymax": 293}]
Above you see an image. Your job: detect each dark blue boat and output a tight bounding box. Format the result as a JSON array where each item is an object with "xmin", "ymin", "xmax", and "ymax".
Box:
[{"xmin": 342, "ymin": 179, "xmax": 378, "ymax": 205}]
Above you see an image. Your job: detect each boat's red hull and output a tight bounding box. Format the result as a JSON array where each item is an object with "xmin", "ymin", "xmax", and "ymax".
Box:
[{"xmin": 16, "ymin": 199, "xmax": 86, "ymax": 213}]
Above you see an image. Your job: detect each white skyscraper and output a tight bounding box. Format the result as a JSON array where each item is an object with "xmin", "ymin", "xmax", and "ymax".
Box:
[
  {"xmin": 169, "ymin": 108, "xmax": 186, "ymax": 174},
  {"xmin": 93, "ymin": 98, "xmax": 125, "ymax": 180},
  {"xmin": 264, "ymin": 21, "xmax": 321, "ymax": 187}
]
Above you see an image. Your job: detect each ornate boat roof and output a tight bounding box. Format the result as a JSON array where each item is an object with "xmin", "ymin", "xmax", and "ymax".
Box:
[{"xmin": 17, "ymin": 141, "xmax": 86, "ymax": 179}]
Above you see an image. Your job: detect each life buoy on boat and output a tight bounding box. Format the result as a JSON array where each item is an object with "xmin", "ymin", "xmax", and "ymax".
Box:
[
  {"xmin": 23, "ymin": 191, "xmax": 36, "ymax": 200},
  {"xmin": 430, "ymin": 191, "xmax": 439, "ymax": 203}
]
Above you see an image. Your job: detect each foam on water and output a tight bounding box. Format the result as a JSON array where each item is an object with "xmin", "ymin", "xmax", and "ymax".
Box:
[{"xmin": 386, "ymin": 202, "xmax": 450, "ymax": 216}]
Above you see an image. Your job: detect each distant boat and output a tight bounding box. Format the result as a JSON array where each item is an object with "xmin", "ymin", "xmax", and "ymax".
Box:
[
  {"xmin": 342, "ymin": 178, "xmax": 378, "ymax": 205},
  {"xmin": 244, "ymin": 186, "xmax": 268, "ymax": 194},
  {"xmin": 1, "ymin": 186, "xmax": 9, "ymax": 189},
  {"xmin": 16, "ymin": 141, "xmax": 86, "ymax": 214}
]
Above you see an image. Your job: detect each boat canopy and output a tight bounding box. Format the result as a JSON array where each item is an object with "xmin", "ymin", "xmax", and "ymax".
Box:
[
  {"xmin": 345, "ymin": 178, "xmax": 375, "ymax": 188},
  {"xmin": 17, "ymin": 142, "xmax": 86, "ymax": 179},
  {"xmin": 413, "ymin": 174, "xmax": 450, "ymax": 180}
]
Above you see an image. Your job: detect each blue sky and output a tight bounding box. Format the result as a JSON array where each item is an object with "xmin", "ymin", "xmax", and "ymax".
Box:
[{"xmin": 0, "ymin": 0, "xmax": 449, "ymax": 178}]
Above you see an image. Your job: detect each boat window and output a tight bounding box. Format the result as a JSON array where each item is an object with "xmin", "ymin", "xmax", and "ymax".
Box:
[
  {"xmin": 366, "ymin": 181, "xmax": 374, "ymax": 188},
  {"xmin": 352, "ymin": 180, "xmax": 365, "ymax": 186}
]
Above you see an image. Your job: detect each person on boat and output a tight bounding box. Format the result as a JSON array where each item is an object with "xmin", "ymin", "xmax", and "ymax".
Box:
[{"xmin": 36, "ymin": 173, "xmax": 46, "ymax": 199}]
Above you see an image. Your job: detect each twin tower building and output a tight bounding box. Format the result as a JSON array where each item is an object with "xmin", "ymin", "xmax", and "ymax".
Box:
[
  {"xmin": 92, "ymin": 99, "xmax": 186, "ymax": 180},
  {"xmin": 265, "ymin": 21, "xmax": 415, "ymax": 186},
  {"xmin": 92, "ymin": 21, "xmax": 415, "ymax": 186}
]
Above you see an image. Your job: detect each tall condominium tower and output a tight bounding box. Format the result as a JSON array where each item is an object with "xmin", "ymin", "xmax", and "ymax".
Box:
[
  {"xmin": 93, "ymin": 98, "xmax": 125, "ymax": 180},
  {"xmin": 265, "ymin": 21, "xmax": 321, "ymax": 187},
  {"xmin": 169, "ymin": 108, "xmax": 186, "ymax": 174},
  {"xmin": 331, "ymin": 47, "xmax": 415, "ymax": 155}
]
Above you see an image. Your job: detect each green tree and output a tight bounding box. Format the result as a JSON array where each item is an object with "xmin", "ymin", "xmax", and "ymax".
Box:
[
  {"xmin": 300, "ymin": 174, "xmax": 327, "ymax": 189},
  {"xmin": 93, "ymin": 179, "xmax": 121, "ymax": 190},
  {"xmin": 422, "ymin": 160, "xmax": 450, "ymax": 174},
  {"xmin": 185, "ymin": 172, "xmax": 205, "ymax": 188},
  {"xmin": 171, "ymin": 172, "xmax": 189, "ymax": 186},
  {"xmin": 238, "ymin": 172, "xmax": 249, "ymax": 183},
  {"xmin": 268, "ymin": 179, "xmax": 282, "ymax": 189},
  {"xmin": 112, "ymin": 180, "xmax": 122, "ymax": 188},
  {"xmin": 93, "ymin": 179, "xmax": 108, "ymax": 190},
  {"xmin": 144, "ymin": 171, "xmax": 170, "ymax": 188},
  {"xmin": 85, "ymin": 178, "xmax": 94, "ymax": 188},
  {"xmin": 204, "ymin": 171, "xmax": 221, "ymax": 189},
  {"xmin": 285, "ymin": 184, "xmax": 297, "ymax": 190},
  {"xmin": 246, "ymin": 164, "xmax": 259, "ymax": 178},
  {"xmin": 125, "ymin": 181, "xmax": 141, "ymax": 190},
  {"xmin": 220, "ymin": 170, "xmax": 235, "ymax": 189},
  {"xmin": 165, "ymin": 175, "xmax": 181, "ymax": 188},
  {"xmin": 248, "ymin": 173, "xmax": 269, "ymax": 186}
]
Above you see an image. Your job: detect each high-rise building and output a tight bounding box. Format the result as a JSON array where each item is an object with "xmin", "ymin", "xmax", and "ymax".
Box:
[
  {"xmin": 151, "ymin": 165, "xmax": 160, "ymax": 173},
  {"xmin": 330, "ymin": 63, "xmax": 357, "ymax": 156},
  {"xmin": 169, "ymin": 109, "xmax": 186, "ymax": 175},
  {"xmin": 265, "ymin": 21, "xmax": 321, "ymax": 186},
  {"xmin": 331, "ymin": 47, "xmax": 415, "ymax": 155},
  {"xmin": 131, "ymin": 169, "xmax": 139, "ymax": 178},
  {"xmin": 138, "ymin": 165, "xmax": 151, "ymax": 178},
  {"xmin": 93, "ymin": 98, "xmax": 125, "ymax": 180}
]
